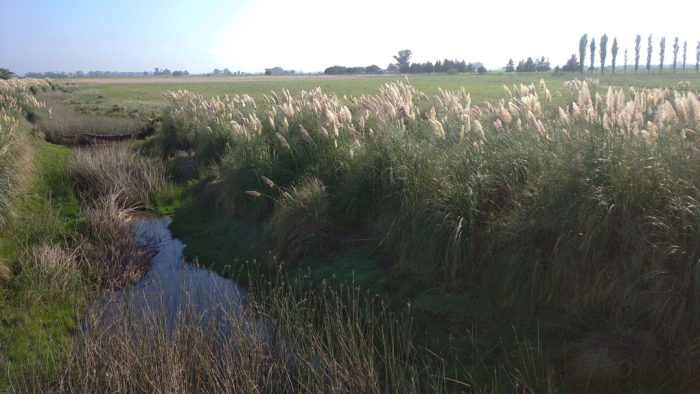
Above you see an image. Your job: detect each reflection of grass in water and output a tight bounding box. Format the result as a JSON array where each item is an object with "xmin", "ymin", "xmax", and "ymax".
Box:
[{"xmin": 63, "ymin": 265, "xmax": 470, "ymax": 393}]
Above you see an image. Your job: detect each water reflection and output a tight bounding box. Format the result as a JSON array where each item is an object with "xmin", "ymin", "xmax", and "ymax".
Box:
[{"xmin": 88, "ymin": 216, "xmax": 246, "ymax": 329}]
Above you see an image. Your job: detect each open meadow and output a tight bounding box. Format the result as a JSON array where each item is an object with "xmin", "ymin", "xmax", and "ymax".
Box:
[
  {"xmin": 3, "ymin": 71, "xmax": 700, "ymax": 393},
  {"xmin": 72, "ymin": 72, "xmax": 700, "ymax": 107}
]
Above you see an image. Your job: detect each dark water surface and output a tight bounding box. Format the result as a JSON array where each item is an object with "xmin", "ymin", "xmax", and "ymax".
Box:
[{"xmin": 88, "ymin": 216, "xmax": 246, "ymax": 327}]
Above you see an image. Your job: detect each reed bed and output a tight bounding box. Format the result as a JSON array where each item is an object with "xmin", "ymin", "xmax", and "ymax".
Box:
[{"xmin": 156, "ymin": 77, "xmax": 700, "ymax": 388}]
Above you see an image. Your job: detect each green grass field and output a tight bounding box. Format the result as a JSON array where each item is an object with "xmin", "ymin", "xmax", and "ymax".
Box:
[{"xmin": 71, "ymin": 72, "xmax": 700, "ymax": 110}]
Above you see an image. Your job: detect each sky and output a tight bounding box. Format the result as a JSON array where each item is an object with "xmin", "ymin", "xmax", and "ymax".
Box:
[{"xmin": 2, "ymin": 0, "xmax": 700, "ymax": 75}]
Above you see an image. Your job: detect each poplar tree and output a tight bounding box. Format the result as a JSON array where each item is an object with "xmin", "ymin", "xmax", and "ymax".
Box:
[
  {"xmin": 646, "ymin": 34, "xmax": 653, "ymax": 74},
  {"xmin": 590, "ymin": 38, "xmax": 596, "ymax": 73},
  {"xmin": 683, "ymin": 41, "xmax": 687, "ymax": 73},
  {"xmin": 624, "ymin": 48, "xmax": 628, "ymax": 74},
  {"xmin": 672, "ymin": 37, "xmax": 679, "ymax": 74},
  {"xmin": 634, "ymin": 35, "xmax": 641, "ymax": 74},
  {"xmin": 579, "ymin": 34, "xmax": 588, "ymax": 74},
  {"xmin": 659, "ymin": 36, "xmax": 666, "ymax": 74},
  {"xmin": 599, "ymin": 34, "xmax": 608, "ymax": 74},
  {"xmin": 611, "ymin": 38, "xmax": 619, "ymax": 74}
]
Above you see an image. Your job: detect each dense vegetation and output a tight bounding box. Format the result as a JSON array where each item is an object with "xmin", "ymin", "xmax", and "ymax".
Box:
[
  {"xmin": 151, "ymin": 76, "xmax": 700, "ymax": 390},
  {"xmin": 4, "ymin": 73, "xmax": 700, "ymax": 392}
]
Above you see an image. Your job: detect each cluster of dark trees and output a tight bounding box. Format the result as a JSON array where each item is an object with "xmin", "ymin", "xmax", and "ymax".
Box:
[
  {"xmin": 264, "ymin": 67, "xmax": 298, "ymax": 76},
  {"xmin": 322, "ymin": 50, "xmax": 487, "ymax": 75},
  {"xmin": 390, "ymin": 50, "xmax": 486, "ymax": 74},
  {"xmin": 153, "ymin": 68, "xmax": 190, "ymax": 76},
  {"xmin": 323, "ymin": 65, "xmax": 381, "ymax": 75},
  {"xmin": 505, "ymin": 57, "xmax": 551, "ymax": 73},
  {"xmin": 401, "ymin": 59, "xmax": 485, "ymax": 74},
  {"xmin": 214, "ymin": 68, "xmax": 247, "ymax": 76},
  {"xmin": 1, "ymin": 68, "xmax": 17, "ymax": 80}
]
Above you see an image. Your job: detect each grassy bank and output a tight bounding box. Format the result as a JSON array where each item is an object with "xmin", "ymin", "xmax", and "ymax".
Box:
[{"xmin": 0, "ymin": 81, "xmax": 162, "ymax": 391}]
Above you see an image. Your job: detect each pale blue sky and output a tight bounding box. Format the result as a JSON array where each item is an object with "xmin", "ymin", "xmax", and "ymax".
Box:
[{"xmin": 2, "ymin": 0, "xmax": 700, "ymax": 75}]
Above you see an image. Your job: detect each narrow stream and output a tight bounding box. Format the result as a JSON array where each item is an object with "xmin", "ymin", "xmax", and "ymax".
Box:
[{"xmin": 88, "ymin": 216, "xmax": 246, "ymax": 328}]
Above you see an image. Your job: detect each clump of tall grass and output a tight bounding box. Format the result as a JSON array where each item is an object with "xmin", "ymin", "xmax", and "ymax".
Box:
[
  {"xmin": 75, "ymin": 194, "xmax": 154, "ymax": 289},
  {"xmin": 15, "ymin": 242, "xmax": 81, "ymax": 297},
  {"xmin": 71, "ymin": 145, "xmax": 165, "ymax": 209},
  {"xmin": 261, "ymin": 176, "xmax": 334, "ymax": 266},
  {"xmin": 37, "ymin": 92, "xmax": 142, "ymax": 143}
]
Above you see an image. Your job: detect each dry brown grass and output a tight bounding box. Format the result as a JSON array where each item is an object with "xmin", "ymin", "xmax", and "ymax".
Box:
[
  {"xmin": 76, "ymin": 194, "xmax": 154, "ymax": 290},
  {"xmin": 71, "ymin": 145, "xmax": 165, "ymax": 209},
  {"xmin": 0, "ymin": 261, "xmax": 11, "ymax": 284},
  {"xmin": 57, "ymin": 273, "xmax": 452, "ymax": 393}
]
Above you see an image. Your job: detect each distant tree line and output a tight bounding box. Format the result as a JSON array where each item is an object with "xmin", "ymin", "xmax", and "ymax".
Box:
[
  {"xmin": 504, "ymin": 57, "xmax": 551, "ymax": 73},
  {"xmin": 264, "ymin": 67, "xmax": 298, "ymax": 76},
  {"xmin": 323, "ymin": 50, "xmax": 486, "ymax": 75},
  {"xmin": 323, "ymin": 65, "xmax": 382, "ymax": 75},
  {"xmin": 21, "ymin": 68, "xmax": 189, "ymax": 78}
]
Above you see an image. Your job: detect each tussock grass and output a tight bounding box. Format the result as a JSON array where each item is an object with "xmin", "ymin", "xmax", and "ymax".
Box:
[
  {"xmin": 265, "ymin": 177, "xmax": 335, "ymax": 266},
  {"xmin": 71, "ymin": 145, "xmax": 165, "ymax": 209}
]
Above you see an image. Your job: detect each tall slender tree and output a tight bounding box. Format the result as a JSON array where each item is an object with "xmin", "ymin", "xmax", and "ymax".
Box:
[
  {"xmin": 646, "ymin": 34, "xmax": 653, "ymax": 74},
  {"xmin": 659, "ymin": 37, "xmax": 666, "ymax": 74},
  {"xmin": 579, "ymin": 34, "xmax": 588, "ymax": 74},
  {"xmin": 611, "ymin": 38, "xmax": 619, "ymax": 74},
  {"xmin": 624, "ymin": 48, "xmax": 628, "ymax": 74},
  {"xmin": 696, "ymin": 42, "xmax": 700, "ymax": 73},
  {"xmin": 683, "ymin": 41, "xmax": 687, "ymax": 73},
  {"xmin": 590, "ymin": 38, "xmax": 596, "ymax": 73},
  {"xmin": 672, "ymin": 37, "xmax": 679, "ymax": 73},
  {"xmin": 634, "ymin": 34, "xmax": 641, "ymax": 74},
  {"xmin": 599, "ymin": 34, "xmax": 608, "ymax": 74}
]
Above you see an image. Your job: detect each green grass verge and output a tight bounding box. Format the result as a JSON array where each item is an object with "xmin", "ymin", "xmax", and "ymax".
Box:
[{"xmin": 0, "ymin": 137, "xmax": 84, "ymax": 389}]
